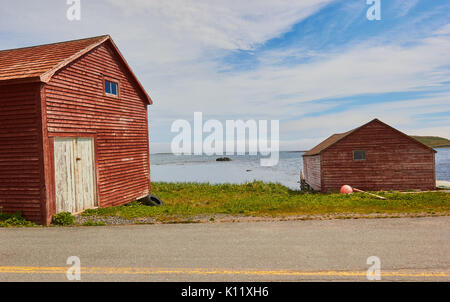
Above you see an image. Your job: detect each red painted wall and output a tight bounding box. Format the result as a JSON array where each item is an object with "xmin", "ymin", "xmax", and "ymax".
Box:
[
  {"xmin": 320, "ymin": 121, "xmax": 435, "ymax": 192},
  {"xmin": 303, "ymin": 155, "xmax": 321, "ymax": 191},
  {"xmin": 43, "ymin": 41, "xmax": 151, "ymax": 218},
  {"xmin": 0, "ymin": 83, "xmax": 44, "ymax": 223}
]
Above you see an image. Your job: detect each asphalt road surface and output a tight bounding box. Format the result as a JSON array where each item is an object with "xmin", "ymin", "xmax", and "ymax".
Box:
[{"xmin": 0, "ymin": 217, "xmax": 449, "ymax": 281}]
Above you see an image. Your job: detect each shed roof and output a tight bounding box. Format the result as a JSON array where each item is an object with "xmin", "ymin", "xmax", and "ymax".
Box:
[
  {"xmin": 303, "ymin": 118, "xmax": 436, "ymax": 156},
  {"xmin": 303, "ymin": 129, "xmax": 355, "ymax": 156},
  {"xmin": 0, "ymin": 35, "xmax": 152, "ymax": 104}
]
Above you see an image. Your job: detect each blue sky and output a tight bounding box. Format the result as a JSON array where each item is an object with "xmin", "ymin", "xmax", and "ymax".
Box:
[{"xmin": 1, "ymin": 0, "xmax": 449, "ymax": 152}]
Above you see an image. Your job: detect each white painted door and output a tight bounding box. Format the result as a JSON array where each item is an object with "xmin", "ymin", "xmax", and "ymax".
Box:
[{"xmin": 54, "ymin": 138, "xmax": 97, "ymax": 213}]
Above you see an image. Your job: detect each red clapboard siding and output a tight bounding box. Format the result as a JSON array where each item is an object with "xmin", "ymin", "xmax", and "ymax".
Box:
[
  {"xmin": 44, "ymin": 42, "xmax": 150, "ymax": 210},
  {"xmin": 303, "ymin": 119, "xmax": 436, "ymax": 192},
  {"xmin": 0, "ymin": 36, "xmax": 152, "ymax": 225},
  {"xmin": 0, "ymin": 83, "xmax": 43, "ymax": 223},
  {"xmin": 303, "ymin": 155, "xmax": 321, "ymax": 191}
]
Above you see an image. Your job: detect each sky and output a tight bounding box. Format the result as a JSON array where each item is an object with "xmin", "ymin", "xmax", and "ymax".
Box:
[{"xmin": 1, "ymin": 0, "xmax": 449, "ymax": 152}]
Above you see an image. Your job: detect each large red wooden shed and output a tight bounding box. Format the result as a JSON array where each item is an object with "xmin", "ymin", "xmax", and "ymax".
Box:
[
  {"xmin": 0, "ymin": 35, "xmax": 153, "ymax": 225},
  {"xmin": 303, "ymin": 119, "xmax": 436, "ymax": 192}
]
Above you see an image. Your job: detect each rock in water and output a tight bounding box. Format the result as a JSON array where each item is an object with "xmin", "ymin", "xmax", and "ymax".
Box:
[{"xmin": 216, "ymin": 157, "xmax": 231, "ymax": 162}]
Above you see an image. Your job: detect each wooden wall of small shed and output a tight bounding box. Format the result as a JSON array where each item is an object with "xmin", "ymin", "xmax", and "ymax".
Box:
[
  {"xmin": 44, "ymin": 42, "xmax": 150, "ymax": 212},
  {"xmin": 321, "ymin": 121, "xmax": 435, "ymax": 192},
  {"xmin": 303, "ymin": 155, "xmax": 321, "ymax": 191},
  {"xmin": 0, "ymin": 83, "xmax": 44, "ymax": 223}
]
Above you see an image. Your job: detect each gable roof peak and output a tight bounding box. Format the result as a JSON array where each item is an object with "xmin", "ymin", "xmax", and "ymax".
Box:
[
  {"xmin": 0, "ymin": 35, "xmax": 152, "ymax": 104},
  {"xmin": 303, "ymin": 118, "xmax": 435, "ymax": 156}
]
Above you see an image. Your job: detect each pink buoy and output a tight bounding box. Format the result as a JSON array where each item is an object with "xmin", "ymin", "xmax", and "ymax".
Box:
[{"xmin": 340, "ymin": 185, "xmax": 353, "ymax": 194}]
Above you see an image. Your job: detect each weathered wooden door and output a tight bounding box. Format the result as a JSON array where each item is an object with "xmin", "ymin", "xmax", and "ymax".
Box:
[{"xmin": 54, "ymin": 138, "xmax": 97, "ymax": 213}]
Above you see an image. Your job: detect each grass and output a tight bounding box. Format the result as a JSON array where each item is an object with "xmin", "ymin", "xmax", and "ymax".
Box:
[
  {"xmin": 81, "ymin": 181, "xmax": 450, "ymax": 222},
  {"xmin": 0, "ymin": 211, "xmax": 38, "ymax": 227},
  {"xmin": 410, "ymin": 135, "xmax": 450, "ymax": 148},
  {"xmin": 51, "ymin": 212, "xmax": 76, "ymax": 226},
  {"xmin": 2, "ymin": 181, "xmax": 448, "ymax": 227}
]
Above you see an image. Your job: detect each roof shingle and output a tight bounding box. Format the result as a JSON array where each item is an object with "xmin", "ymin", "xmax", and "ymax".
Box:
[{"xmin": 303, "ymin": 129, "xmax": 355, "ymax": 156}]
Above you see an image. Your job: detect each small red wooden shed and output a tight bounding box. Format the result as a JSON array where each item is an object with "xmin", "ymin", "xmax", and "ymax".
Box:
[
  {"xmin": 303, "ymin": 119, "xmax": 436, "ymax": 192},
  {"xmin": 0, "ymin": 35, "xmax": 153, "ymax": 224}
]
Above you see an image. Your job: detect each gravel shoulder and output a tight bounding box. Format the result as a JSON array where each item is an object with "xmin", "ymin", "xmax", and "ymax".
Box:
[{"xmin": 75, "ymin": 211, "xmax": 450, "ymax": 226}]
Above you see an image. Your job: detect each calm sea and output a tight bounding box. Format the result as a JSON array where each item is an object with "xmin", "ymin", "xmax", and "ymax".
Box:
[{"xmin": 150, "ymin": 148, "xmax": 450, "ymax": 189}]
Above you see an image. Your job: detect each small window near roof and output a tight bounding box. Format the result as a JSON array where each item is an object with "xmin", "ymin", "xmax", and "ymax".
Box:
[
  {"xmin": 105, "ymin": 80, "xmax": 118, "ymax": 96},
  {"xmin": 353, "ymin": 150, "xmax": 366, "ymax": 161}
]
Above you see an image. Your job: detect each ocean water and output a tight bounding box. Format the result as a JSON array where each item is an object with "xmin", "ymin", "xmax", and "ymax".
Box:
[
  {"xmin": 150, "ymin": 148, "xmax": 450, "ymax": 189},
  {"xmin": 436, "ymin": 148, "xmax": 450, "ymax": 181}
]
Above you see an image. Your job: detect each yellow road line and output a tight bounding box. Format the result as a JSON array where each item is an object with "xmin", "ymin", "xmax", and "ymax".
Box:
[{"xmin": 0, "ymin": 266, "xmax": 448, "ymax": 278}]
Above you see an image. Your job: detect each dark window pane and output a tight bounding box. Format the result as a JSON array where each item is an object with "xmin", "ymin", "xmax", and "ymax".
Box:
[
  {"xmin": 111, "ymin": 82, "xmax": 117, "ymax": 95},
  {"xmin": 353, "ymin": 150, "xmax": 366, "ymax": 160},
  {"xmin": 105, "ymin": 80, "xmax": 111, "ymax": 94}
]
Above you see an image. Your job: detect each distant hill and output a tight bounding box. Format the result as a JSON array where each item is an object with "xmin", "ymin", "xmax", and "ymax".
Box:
[{"xmin": 410, "ymin": 136, "xmax": 450, "ymax": 148}]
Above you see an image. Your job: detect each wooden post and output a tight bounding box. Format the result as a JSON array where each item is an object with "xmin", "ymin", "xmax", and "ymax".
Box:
[
  {"xmin": 300, "ymin": 169, "xmax": 311, "ymax": 192},
  {"xmin": 353, "ymin": 187, "xmax": 386, "ymax": 200}
]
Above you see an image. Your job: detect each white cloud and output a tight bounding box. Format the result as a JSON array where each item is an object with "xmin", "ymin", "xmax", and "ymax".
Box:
[
  {"xmin": 147, "ymin": 27, "xmax": 450, "ymax": 121},
  {"xmin": 105, "ymin": 0, "xmax": 332, "ymax": 51},
  {"xmin": 409, "ymin": 126, "xmax": 450, "ymax": 139},
  {"xmin": 279, "ymin": 92, "xmax": 450, "ymax": 149}
]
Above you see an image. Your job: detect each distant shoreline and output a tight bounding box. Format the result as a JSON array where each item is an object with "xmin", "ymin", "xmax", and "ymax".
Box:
[
  {"xmin": 151, "ymin": 150, "xmax": 308, "ymax": 155},
  {"xmin": 150, "ymin": 148, "xmax": 450, "ymax": 155}
]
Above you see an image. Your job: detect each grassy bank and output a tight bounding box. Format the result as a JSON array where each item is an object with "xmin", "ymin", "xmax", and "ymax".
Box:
[
  {"xmin": 81, "ymin": 181, "xmax": 450, "ymax": 223},
  {"xmin": 2, "ymin": 181, "xmax": 448, "ymax": 227},
  {"xmin": 410, "ymin": 135, "xmax": 450, "ymax": 148}
]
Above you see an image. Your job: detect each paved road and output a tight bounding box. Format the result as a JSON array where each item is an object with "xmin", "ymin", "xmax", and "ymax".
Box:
[{"xmin": 0, "ymin": 217, "xmax": 449, "ymax": 281}]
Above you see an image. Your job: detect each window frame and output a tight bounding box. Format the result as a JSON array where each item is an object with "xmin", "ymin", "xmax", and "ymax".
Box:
[
  {"xmin": 353, "ymin": 150, "xmax": 366, "ymax": 161},
  {"xmin": 103, "ymin": 76, "xmax": 120, "ymax": 98}
]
